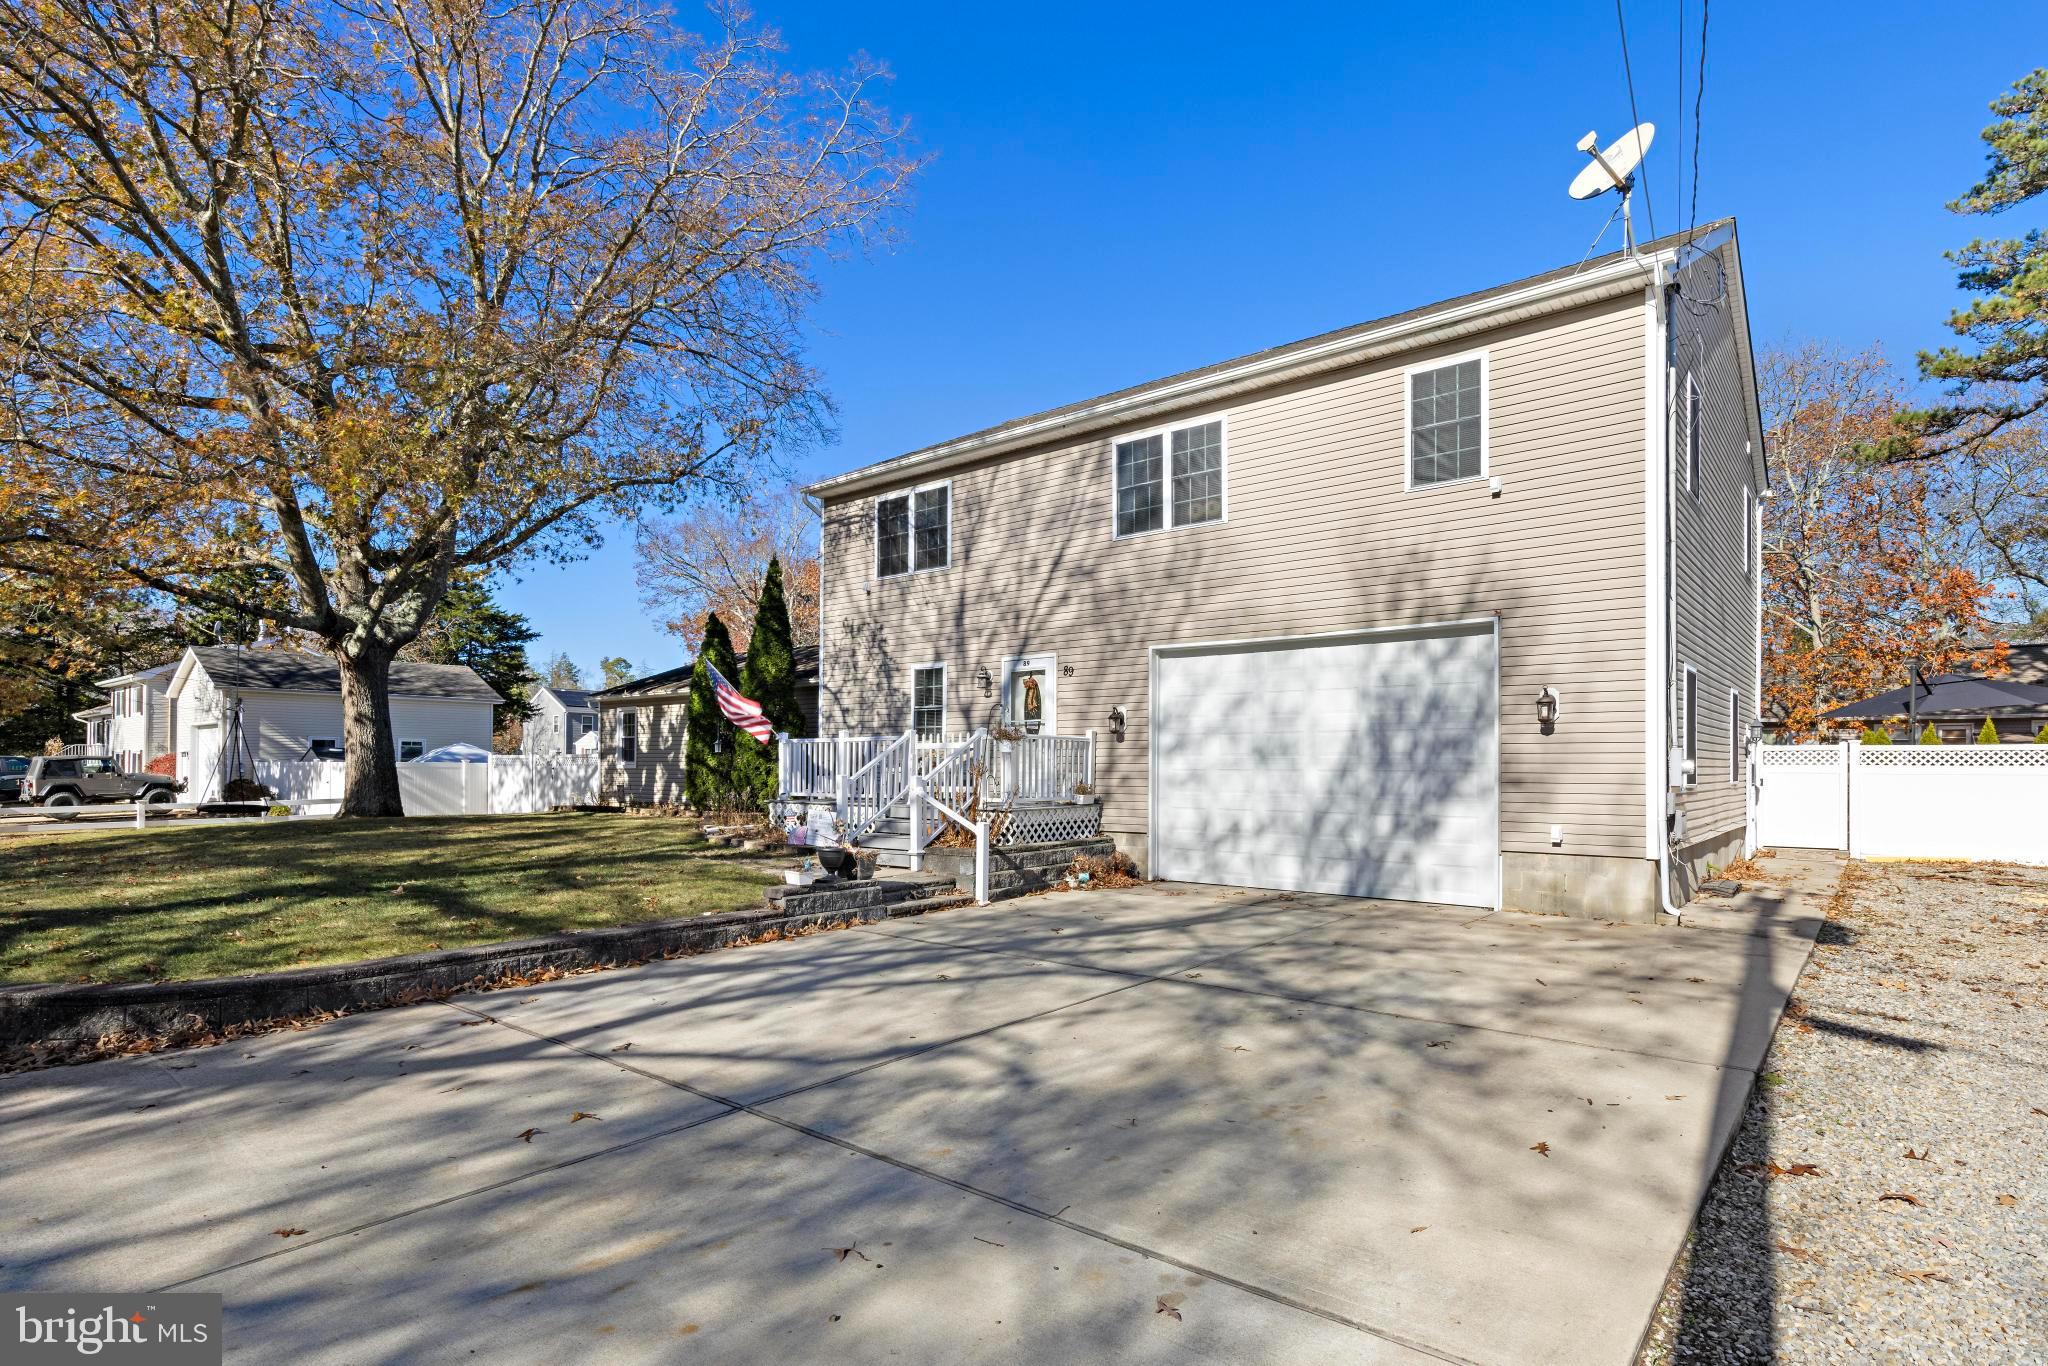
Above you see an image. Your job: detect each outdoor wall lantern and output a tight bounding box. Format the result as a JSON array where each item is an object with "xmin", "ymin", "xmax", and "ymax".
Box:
[
  {"xmin": 975, "ymin": 667, "xmax": 994, "ymax": 698},
  {"xmin": 1536, "ymin": 686, "xmax": 1561, "ymax": 734},
  {"xmin": 1107, "ymin": 706, "xmax": 1127, "ymax": 742}
]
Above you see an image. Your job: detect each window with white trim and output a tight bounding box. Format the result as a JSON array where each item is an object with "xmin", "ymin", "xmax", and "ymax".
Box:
[
  {"xmin": 1115, "ymin": 418, "xmax": 1225, "ymax": 537},
  {"xmin": 911, "ymin": 664, "xmax": 945, "ymax": 741},
  {"xmin": 619, "ymin": 711, "xmax": 638, "ymax": 765},
  {"xmin": 876, "ymin": 483, "xmax": 949, "ymax": 577},
  {"xmin": 1729, "ymin": 690, "xmax": 1743, "ymax": 783},
  {"xmin": 1408, "ymin": 357, "xmax": 1486, "ymax": 487},
  {"xmin": 1682, "ymin": 666, "xmax": 1699, "ymax": 786},
  {"xmin": 1684, "ymin": 374, "xmax": 1701, "ymax": 493},
  {"xmin": 1743, "ymin": 485, "xmax": 1755, "ymax": 576},
  {"xmin": 399, "ymin": 738, "xmax": 425, "ymax": 762},
  {"xmin": 308, "ymin": 738, "xmax": 343, "ymax": 760}
]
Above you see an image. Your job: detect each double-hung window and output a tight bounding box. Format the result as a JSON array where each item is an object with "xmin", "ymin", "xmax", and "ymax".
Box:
[
  {"xmin": 1682, "ymin": 666, "xmax": 1699, "ymax": 786},
  {"xmin": 911, "ymin": 664, "xmax": 946, "ymax": 740},
  {"xmin": 1729, "ymin": 690, "xmax": 1743, "ymax": 783},
  {"xmin": 619, "ymin": 711, "xmax": 638, "ymax": 766},
  {"xmin": 399, "ymin": 738, "xmax": 424, "ymax": 762},
  {"xmin": 877, "ymin": 483, "xmax": 949, "ymax": 577},
  {"xmin": 1408, "ymin": 355, "xmax": 1487, "ymax": 487},
  {"xmin": 1115, "ymin": 418, "xmax": 1225, "ymax": 537}
]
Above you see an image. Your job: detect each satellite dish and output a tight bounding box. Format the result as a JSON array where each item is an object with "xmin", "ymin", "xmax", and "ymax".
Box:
[{"xmin": 1567, "ymin": 122, "xmax": 1655, "ymax": 254}]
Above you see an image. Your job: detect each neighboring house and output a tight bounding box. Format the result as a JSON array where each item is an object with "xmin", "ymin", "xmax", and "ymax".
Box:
[
  {"xmin": 523, "ymin": 685, "xmax": 599, "ymax": 755},
  {"xmin": 595, "ymin": 645, "xmax": 820, "ymax": 806},
  {"xmin": 804, "ymin": 221, "xmax": 1766, "ymax": 920},
  {"xmin": 165, "ymin": 646, "xmax": 502, "ymax": 800},
  {"xmin": 69, "ymin": 662, "xmax": 177, "ymax": 768}
]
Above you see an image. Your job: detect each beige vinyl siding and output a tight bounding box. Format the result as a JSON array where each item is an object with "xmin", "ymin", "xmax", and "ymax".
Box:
[
  {"xmin": 598, "ymin": 696, "xmax": 689, "ymax": 806},
  {"xmin": 820, "ymin": 296, "xmax": 1651, "ymax": 860},
  {"xmin": 1669, "ymin": 246, "xmax": 1756, "ymax": 845}
]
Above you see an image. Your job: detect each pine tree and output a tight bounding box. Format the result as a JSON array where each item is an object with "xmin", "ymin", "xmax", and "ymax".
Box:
[
  {"xmin": 1919, "ymin": 722, "xmax": 1941, "ymax": 745},
  {"xmin": 1977, "ymin": 716, "xmax": 2000, "ymax": 744},
  {"xmin": 1860, "ymin": 726, "xmax": 1893, "ymax": 745},
  {"xmin": 734, "ymin": 557, "xmax": 805, "ymax": 806},
  {"xmin": 684, "ymin": 614, "xmax": 742, "ymax": 811}
]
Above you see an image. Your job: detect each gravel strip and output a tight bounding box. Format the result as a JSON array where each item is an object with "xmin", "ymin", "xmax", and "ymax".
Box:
[{"xmin": 1642, "ymin": 857, "xmax": 2048, "ymax": 1363}]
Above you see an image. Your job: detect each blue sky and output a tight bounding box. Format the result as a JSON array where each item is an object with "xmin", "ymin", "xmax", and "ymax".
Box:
[{"xmin": 501, "ymin": 0, "xmax": 2044, "ymax": 678}]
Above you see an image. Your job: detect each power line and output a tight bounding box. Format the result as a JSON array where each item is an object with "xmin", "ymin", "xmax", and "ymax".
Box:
[
  {"xmin": 1687, "ymin": 0, "xmax": 1710, "ymax": 248},
  {"xmin": 1613, "ymin": 0, "xmax": 1657, "ymax": 239},
  {"xmin": 1676, "ymin": 0, "xmax": 1685, "ymax": 245}
]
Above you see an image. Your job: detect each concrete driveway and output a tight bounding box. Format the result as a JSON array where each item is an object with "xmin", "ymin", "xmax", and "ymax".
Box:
[{"xmin": 0, "ymin": 871, "xmax": 1827, "ymax": 1364}]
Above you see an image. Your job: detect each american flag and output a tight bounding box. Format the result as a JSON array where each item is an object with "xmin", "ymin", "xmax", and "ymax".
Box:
[{"xmin": 705, "ymin": 663, "xmax": 774, "ymax": 744}]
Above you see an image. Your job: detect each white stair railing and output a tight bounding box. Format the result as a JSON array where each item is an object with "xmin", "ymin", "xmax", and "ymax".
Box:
[
  {"xmin": 905, "ymin": 728, "xmax": 992, "ymax": 903},
  {"xmin": 837, "ymin": 731, "xmax": 915, "ymax": 844}
]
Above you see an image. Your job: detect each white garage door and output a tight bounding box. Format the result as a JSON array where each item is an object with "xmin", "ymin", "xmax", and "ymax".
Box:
[{"xmin": 1152, "ymin": 623, "xmax": 1499, "ymax": 907}]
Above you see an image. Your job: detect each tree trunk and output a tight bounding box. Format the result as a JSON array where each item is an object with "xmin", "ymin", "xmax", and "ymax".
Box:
[{"xmin": 337, "ymin": 644, "xmax": 404, "ymax": 817}]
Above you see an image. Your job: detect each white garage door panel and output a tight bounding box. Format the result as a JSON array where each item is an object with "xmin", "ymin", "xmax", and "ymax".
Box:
[{"xmin": 1153, "ymin": 626, "xmax": 1499, "ymax": 907}]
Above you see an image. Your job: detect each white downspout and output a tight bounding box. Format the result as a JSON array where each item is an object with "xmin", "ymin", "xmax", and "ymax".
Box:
[{"xmin": 1643, "ymin": 258, "xmax": 1686, "ymax": 924}]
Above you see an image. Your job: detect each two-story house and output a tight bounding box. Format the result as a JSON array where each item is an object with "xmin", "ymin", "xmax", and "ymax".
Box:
[
  {"xmin": 80, "ymin": 662, "xmax": 178, "ymax": 771},
  {"xmin": 797, "ymin": 221, "xmax": 1765, "ymax": 921},
  {"xmin": 523, "ymin": 685, "xmax": 599, "ymax": 755}
]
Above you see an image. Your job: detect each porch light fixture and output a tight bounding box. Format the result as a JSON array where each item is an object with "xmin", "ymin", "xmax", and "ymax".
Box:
[
  {"xmin": 975, "ymin": 667, "xmax": 994, "ymax": 697},
  {"xmin": 1536, "ymin": 687, "xmax": 1560, "ymax": 733},
  {"xmin": 1107, "ymin": 706, "xmax": 1127, "ymax": 742}
]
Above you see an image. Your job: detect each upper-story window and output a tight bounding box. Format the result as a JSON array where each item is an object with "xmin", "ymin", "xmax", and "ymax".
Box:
[
  {"xmin": 1408, "ymin": 354, "xmax": 1488, "ymax": 488},
  {"xmin": 877, "ymin": 482, "xmax": 949, "ymax": 577},
  {"xmin": 1684, "ymin": 375, "xmax": 1702, "ymax": 493},
  {"xmin": 1115, "ymin": 417, "xmax": 1225, "ymax": 538}
]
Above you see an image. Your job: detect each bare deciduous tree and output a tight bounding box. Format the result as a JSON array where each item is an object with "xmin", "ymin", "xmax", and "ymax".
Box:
[
  {"xmin": 635, "ymin": 482, "xmax": 818, "ymax": 651},
  {"xmin": 0, "ymin": 0, "xmax": 918, "ymax": 812}
]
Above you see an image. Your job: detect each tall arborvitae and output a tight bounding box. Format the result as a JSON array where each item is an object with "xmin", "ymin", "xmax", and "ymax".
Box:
[
  {"xmin": 684, "ymin": 613, "xmax": 742, "ymax": 810},
  {"xmin": 735, "ymin": 557, "xmax": 806, "ymax": 806}
]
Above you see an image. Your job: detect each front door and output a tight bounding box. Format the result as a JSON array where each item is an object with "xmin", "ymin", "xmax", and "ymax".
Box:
[{"xmin": 1001, "ymin": 655, "xmax": 1057, "ymax": 735}]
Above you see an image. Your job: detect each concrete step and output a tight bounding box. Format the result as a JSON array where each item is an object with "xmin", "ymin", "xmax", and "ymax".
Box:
[{"xmin": 887, "ymin": 892, "xmax": 976, "ymax": 917}]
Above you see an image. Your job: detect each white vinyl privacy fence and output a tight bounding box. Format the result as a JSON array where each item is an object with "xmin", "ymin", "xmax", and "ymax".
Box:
[
  {"xmin": 1753, "ymin": 742, "xmax": 2048, "ymax": 863},
  {"xmin": 252, "ymin": 755, "xmax": 598, "ymax": 817}
]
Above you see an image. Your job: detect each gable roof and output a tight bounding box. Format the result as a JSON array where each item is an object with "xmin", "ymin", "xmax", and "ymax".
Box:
[
  {"xmin": 806, "ymin": 218, "xmax": 1766, "ymax": 499},
  {"xmin": 535, "ymin": 685, "xmax": 595, "ymax": 710},
  {"xmin": 593, "ymin": 644, "xmax": 820, "ymax": 700},
  {"xmin": 171, "ymin": 646, "xmax": 503, "ymax": 704}
]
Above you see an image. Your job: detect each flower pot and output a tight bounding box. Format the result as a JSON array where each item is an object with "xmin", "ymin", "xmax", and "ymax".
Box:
[{"xmin": 818, "ymin": 847, "xmax": 858, "ymax": 880}]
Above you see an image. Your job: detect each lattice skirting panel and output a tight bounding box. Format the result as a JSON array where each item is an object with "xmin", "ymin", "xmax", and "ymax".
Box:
[
  {"xmin": 995, "ymin": 800, "xmax": 1102, "ymax": 848},
  {"xmin": 1755, "ymin": 747, "xmax": 1845, "ymax": 767}
]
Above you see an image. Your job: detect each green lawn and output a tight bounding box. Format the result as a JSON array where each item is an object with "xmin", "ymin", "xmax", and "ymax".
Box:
[{"xmin": 0, "ymin": 813, "xmax": 785, "ymax": 985}]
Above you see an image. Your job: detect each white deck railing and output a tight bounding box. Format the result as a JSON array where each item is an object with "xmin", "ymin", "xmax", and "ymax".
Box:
[{"xmin": 780, "ymin": 731, "xmax": 1094, "ymax": 805}]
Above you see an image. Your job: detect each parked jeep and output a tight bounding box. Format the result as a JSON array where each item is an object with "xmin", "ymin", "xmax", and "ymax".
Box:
[{"xmin": 21, "ymin": 755, "xmax": 179, "ymax": 817}]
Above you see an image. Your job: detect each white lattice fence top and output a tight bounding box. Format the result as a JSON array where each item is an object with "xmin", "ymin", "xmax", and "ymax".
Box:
[
  {"xmin": 1857, "ymin": 745, "xmax": 2048, "ymax": 766},
  {"xmin": 1756, "ymin": 746, "xmax": 1845, "ymax": 767}
]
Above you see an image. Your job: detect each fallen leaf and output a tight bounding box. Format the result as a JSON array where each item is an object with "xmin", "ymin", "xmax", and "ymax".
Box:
[
  {"xmin": 2033, "ymin": 1107, "xmax": 2048, "ymax": 1118},
  {"xmin": 972, "ymin": 1236, "xmax": 1005, "ymax": 1247},
  {"xmin": 457, "ymin": 1020, "xmax": 486, "ymax": 1027},
  {"xmin": 1530, "ymin": 1142, "xmax": 1550, "ymax": 1157},
  {"xmin": 1996, "ymin": 1194, "xmax": 2018, "ymax": 1207},
  {"xmin": 1409, "ymin": 1225, "xmax": 1428, "ymax": 1234},
  {"xmin": 272, "ymin": 1227, "xmax": 307, "ymax": 1238},
  {"xmin": 1743, "ymin": 1161, "xmax": 1824, "ymax": 1178},
  {"xmin": 1535, "ymin": 978, "xmax": 1548, "ymax": 986},
  {"xmin": 1155, "ymin": 1293, "xmax": 1184, "ymax": 1320},
  {"xmin": 516, "ymin": 1128, "xmax": 543, "ymax": 1143},
  {"xmin": 1774, "ymin": 1240, "xmax": 1824, "ymax": 1264},
  {"xmin": 1665, "ymin": 1095, "xmax": 1686, "ymax": 1101},
  {"xmin": 1903, "ymin": 1148, "xmax": 1930, "ymax": 1162},
  {"xmin": 570, "ymin": 1111, "xmax": 602, "ymax": 1123},
  {"xmin": 1426, "ymin": 1039, "xmax": 1451, "ymax": 1049},
  {"xmin": 1225, "ymin": 1044, "xmax": 1250, "ymax": 1052},
  {"xmin": 609, "ymin": 1042, "xmax": 634, "ymax": 1053},
  {"xmin": 827, "ymin": 1245, "xmax": 869, "ymax": 1263},
  {"xmin": 1879, "ymin": 1192, "xmax": 1923, "ymax": 1207},
  {"xmin": 1891, "ymin": 1267, "xmax": 1950, "ymax": 1283}
]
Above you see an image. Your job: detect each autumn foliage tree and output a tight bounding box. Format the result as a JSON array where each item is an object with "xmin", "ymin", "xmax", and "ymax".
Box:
[
  {"xmin": 1762, "ymin": 344, "xmax": 2007, "ymax": 737},
  {"xmin": 0, "ymin": 0, "xmax": 916, "ymax": 814},
  {"xmin": 636, "ymin": 484, "xmax": 819, "ymax": 651}
]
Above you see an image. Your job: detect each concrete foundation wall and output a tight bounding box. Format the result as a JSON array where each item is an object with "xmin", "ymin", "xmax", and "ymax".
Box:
[
  {"xmin": 1502, "ymin": 851, "xmax": 1661, "ymax": 924},
  {"xmin": 1669, "ymin": 825, "xmax": 1746, "ymax": 905}
]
